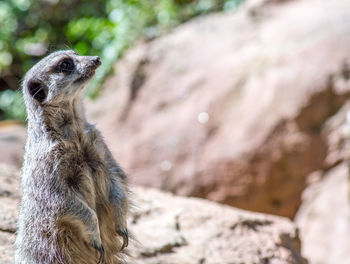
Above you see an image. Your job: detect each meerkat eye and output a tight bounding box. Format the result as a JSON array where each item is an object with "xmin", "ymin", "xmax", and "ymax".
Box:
[{"xmin": 56, "ymin": 58, "xmax": 74, "ymax": 73}]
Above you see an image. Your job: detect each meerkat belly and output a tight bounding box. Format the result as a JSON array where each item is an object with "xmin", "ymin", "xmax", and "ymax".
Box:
[{"xmin": 64, "ymin": 161, "xmax": 97, "ymax": 209}]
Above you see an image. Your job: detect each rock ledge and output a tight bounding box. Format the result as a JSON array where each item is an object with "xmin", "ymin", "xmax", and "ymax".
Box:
[{"xmin": 0, "ymin": 165, "xmax": 307, "ymax": 263}]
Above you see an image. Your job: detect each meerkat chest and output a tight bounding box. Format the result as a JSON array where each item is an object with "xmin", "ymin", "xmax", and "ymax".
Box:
[{"xmin": 65, "ymin": 129, "xmax": 109, "ymax": 190}]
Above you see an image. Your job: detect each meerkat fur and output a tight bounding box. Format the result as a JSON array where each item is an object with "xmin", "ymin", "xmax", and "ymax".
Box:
[{"xmin": 15, "ymin": 50, "xmax": 129, "ymax": 264}]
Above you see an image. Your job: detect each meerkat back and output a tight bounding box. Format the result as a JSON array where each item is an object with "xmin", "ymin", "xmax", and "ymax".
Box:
[{"xmin": 15, "ymin": 50, "xmax": 129, "ymax": 264}]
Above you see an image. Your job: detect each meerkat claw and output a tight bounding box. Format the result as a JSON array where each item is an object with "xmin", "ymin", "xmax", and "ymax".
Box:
[
  {"xmin": 93, "ymin": 243, "xmax": 105, "ymax": 264},
  {"xmin": 117, "ymin": 229, "xmax": 129, "ymax": 250}
]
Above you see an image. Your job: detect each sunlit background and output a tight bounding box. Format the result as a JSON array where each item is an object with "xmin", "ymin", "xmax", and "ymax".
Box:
[{"xmin": 0, "ymin": 0, "xmax": 242, "ymax": 120}]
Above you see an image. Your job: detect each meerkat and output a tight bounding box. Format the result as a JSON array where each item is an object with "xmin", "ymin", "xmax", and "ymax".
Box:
[{"xmin": 15, "ymin": 50, "xmax": 129, "ymax": 264}]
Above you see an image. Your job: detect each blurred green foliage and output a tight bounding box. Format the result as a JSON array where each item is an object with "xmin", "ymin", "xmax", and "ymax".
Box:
[{"xmin": 0, "ymin": 0, "xmax": 243, "ymax": 121}]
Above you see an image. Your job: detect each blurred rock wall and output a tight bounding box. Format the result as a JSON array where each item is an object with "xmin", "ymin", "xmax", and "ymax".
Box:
[
  {"xmin": 89, "ymin": 0, "xmax": 350, "ymax": 219},
  {"xmin": 87, "ymin": 1, "xmax": 350, "ymax": 262}
]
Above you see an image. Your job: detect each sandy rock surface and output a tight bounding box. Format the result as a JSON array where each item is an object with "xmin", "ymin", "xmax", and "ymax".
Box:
[
  {"xmin": 295, "ymin": 99, "xmax": 350, "ymax": 264},
  {"xmin": 0, "ymin": 122, "xmax": 26, "ymax": 168},
  {"xmin": 0, "ymin": 165, "xmax": 307, "ymax": 264},
  {"xmin": 129, "ymin": 186, "xmax": 307, "ymax": 264},
  {"xmin": 292, "ymin": 98, "xmax": 350, "ymax": 264},
  {"xmin": 0, "ymin": 165, "xmax": 20, "ymax": 264},
  {"xmin": 295, "ymin": 163, "xmax": 350, "ymax": 264},
  {"xmin": 88, "ymin": 0, "xmax": 350, "ymax": 218}
]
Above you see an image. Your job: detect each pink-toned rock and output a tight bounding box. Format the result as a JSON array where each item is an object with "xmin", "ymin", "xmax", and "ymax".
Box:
[
  {"xmin": 89, "ymin": 0, "xmax": 350, "ymax": 217},
  {"xmin": 0, "ymin": 164, "xmax": 20, "ymax": 264},
  {"xmin": 0, "ymin": 122, "xmax": 26, "ymax": 168},
  {"xmin": 295, "ymin": 163, "xmax": 350, "ymax": 264},
  {"xmin": 295, "ymin": 100, "xmax": 350, "ymax": 264},
  {"xmin": 0, "ymin": 232, "xmax": 15, "ymax": 264},
  {"xmin": 323, "ymin": 98, "xmax": 350, "ymax": 167},
  {"xmin": 0, "ymin": 164, "xmax": 307, "ymax": 264},
  {"xmin": 129, "ymin": 186, "xmax": 307, "ymax": 264}
]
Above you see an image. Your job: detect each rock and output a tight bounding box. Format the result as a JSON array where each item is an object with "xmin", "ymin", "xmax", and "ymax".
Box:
[
  {"xmin": 0, "ymin": 165, "xmax": 20, "ymax": 234},
  {"xmin": 323, "ymin": 99, "xmax": 350, "ymax": 167},
  {"xmin": 0, "ymin": 164, "xmax": 307, "ymax": 263},
  {"xmin": 0, "ymin": 231, "xmax": 16, "ymax": 264},
  {"xmin": 295, "ymin": 163, "xmax": 350, "ymax": 264},
  {"xmin": 129, "ymin": 186, "xmax": 307, "ymax": 264},
  {"xmin": 294, "ymin": 100, "xmax": 350, "ymax": 264},
  {"xmin": 88, "ymin": 0, "xmax": 350, "ymax": 217},
  {"xmin": 0, "ymin": 164, "xmax": 20, "ymax": 264},
  {"xmin": 0, "ymin": 122, "xmax": 26, "ymax": 169}
]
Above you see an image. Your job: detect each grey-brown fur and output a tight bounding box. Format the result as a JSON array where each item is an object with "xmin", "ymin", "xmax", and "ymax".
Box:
[{"xmin": 15, "ymin": 50, "xmax": 128, "ymax": 264}]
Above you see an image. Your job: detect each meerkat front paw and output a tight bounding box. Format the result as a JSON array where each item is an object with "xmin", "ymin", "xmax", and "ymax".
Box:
[
  {"xmin": 89, "ymin": 230, "xmax": 104, "ymax": 264},
  {"xmin": 109, "ymin": 182, "xmax": 129, "ymax": 251},
  {"xmin": 86, "ymin": 214, "xmax": 105, "ymax": 262},
  {"xmin": 114, "ymin": 209, "xmax": 128, "ymax": 250}
]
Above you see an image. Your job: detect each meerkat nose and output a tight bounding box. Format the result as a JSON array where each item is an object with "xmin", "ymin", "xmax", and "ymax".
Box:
[{"xmin": 91, "ymin": 56, "xmax": 101, "ymax": 67}]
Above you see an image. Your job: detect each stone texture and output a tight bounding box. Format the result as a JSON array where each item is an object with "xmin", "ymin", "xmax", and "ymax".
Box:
[
  {"xmin": 0, "ymin": 164, "xmax": 19, "ymax": 234},
  {"xmin": 295, "ymin": 163, "xmax": 350, "ymax": 264},
  {"xmin": 0, "ymin": 231, "xmax": 16, "ymax": 264},
  {"xmin": 0, "ymin": 122, "xmax": 26, "ymax": 168},
  {"xmin": 88, "ymin": 0, "xmax": 350, "ymax": 217},
  {"xmin": 323, "ymin": 99, "xmax": 350, "ymax": 168},
  {"xmin": 294, "ymin": 101, "xmax": 350, "ymax": 264},
  {"xmin": 0, "ymin": 164, "xmax": 307, "ymax": 264},
  {"xmin": 0, "ymin": 164, "xmax": 20, "ymax": 264},
  {"xmin": 129, "ymin": 186, "xmax": 307, "ymax": 264}
]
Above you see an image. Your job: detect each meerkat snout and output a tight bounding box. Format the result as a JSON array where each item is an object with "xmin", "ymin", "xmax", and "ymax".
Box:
[
  {"xmin": 74, "ymin": 55, "xmax": 101, "ymax": 84},
  {"xmin": 90, "ymin": 56, "xmax": 101, "ymax": 67},
  {"xmin": 22, "ymin": 51, "xmax": 102, "ymax": 106}
]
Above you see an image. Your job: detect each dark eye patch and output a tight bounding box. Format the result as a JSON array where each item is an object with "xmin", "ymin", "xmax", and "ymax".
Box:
[
  {"xmin": 55, "ymin": 58, "xmax": 75, "ymax": 73},
  {"xmin": 27, "ymin": 81, "xmax": 47, "ymax": 103}
]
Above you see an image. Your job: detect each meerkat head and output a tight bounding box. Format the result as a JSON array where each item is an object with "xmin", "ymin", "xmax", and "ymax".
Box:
[{"xmin": 22, "ymin": 50, "xmax": 101, "ymax": 108}]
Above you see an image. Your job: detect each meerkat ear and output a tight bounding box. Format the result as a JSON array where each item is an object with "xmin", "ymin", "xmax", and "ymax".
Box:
[{"xmin": 27, "ymin": 81, "xmax": 47, "ymax": 103}]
